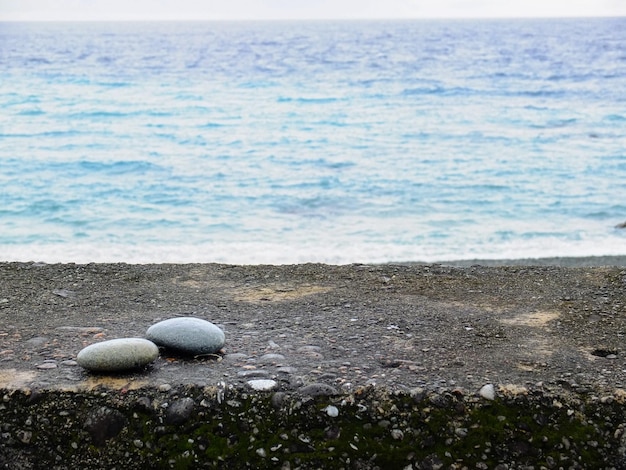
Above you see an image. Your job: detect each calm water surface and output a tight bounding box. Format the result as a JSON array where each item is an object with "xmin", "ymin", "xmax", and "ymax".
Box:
[{"xmin": 1, "ymin": 19, "xmax": 625, "ymax": 263}]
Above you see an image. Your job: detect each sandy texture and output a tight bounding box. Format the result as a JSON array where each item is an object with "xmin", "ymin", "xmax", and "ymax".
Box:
[{"xmin": 1, "ymin": 259, "xmax": 625, "ymax": 395}]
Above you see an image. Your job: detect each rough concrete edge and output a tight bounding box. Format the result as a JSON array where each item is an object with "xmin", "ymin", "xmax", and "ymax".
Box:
[{"xmin": 3, "ymin": 382, "xmax": 626, "ymax": 469}]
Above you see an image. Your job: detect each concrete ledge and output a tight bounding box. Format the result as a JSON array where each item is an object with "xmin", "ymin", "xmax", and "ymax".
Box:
[{"xmin": 1, "ymin": 261, "xmax": 626, "ymax": 468}]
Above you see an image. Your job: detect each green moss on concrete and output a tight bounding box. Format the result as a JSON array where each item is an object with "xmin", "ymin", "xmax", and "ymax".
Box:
[{"xmin": 2, "ymin": 386, "xmax": 626, "ymax": 469}]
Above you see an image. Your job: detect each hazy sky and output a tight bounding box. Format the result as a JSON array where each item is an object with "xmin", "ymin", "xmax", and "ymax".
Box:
[{"xmin": 2, "ymin": 0, "xmax": 625, "ymax": 21}]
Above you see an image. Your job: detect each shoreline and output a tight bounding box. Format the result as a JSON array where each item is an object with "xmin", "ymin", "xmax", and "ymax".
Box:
[
  {"xmin": 4, "ymin": 254, "xmax": 626, "ymax": 268},
  {"xmin": 435, "ymin": 254, "xmax": 626, "ymax": 267}
]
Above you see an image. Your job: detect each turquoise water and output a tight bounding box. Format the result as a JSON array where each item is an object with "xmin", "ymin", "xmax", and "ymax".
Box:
[{"xmin": 1, "ymin": 19, "xmax": 625, "ymax": 264}]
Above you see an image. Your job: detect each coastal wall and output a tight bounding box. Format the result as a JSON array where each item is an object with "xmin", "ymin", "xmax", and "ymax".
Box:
[
  {"xmin": 1, "ymin": 261, "xmax": 626, "ymax": 468},
  {"xmin": 3, "ymin": 383, "xmax": 626, "ymax": 469}
]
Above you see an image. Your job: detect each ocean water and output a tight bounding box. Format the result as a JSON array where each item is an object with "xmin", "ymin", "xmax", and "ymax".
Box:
[{"xmin": 1, "ymin": 18, "xmax": 625, "ymax": 264}]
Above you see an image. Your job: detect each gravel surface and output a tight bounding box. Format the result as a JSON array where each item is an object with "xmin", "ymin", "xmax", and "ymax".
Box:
[{"xmin": 1, "ymin": 259, "xmax": 625, "ymax": 396}]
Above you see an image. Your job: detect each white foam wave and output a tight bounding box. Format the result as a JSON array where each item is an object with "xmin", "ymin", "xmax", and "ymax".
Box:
[{"xmin": 2, "ymin": 235, "xmax": 625, "ymax": 265}]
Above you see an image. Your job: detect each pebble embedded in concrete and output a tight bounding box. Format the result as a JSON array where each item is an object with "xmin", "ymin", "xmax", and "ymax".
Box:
[
  {"xmin": 238, "ymin": 370, "xmax": 270, "ymax": 378},
  {"xmin": 259, "ymin": 353, "xmax": 286, "ymax": 364},
  {"xmin": 76, "ymin": 338, "xmax": 159, "ymax": 372},
  {"xmin": 479, "ymin": 383, "xmax": 496, "ymax": 400},
  {"xmin": 36, "ymin": 361, "xmax": 58, "ymax": 370},
  {"xmin": 166, "ymin": 397, "xmax": 196, "ymax": 425},
  {"xmin": 146, "ymin": 317, "xmax": 225, "ymax": 355},
  {"xmin": 298, "ymin": 383, "xmax": 338, "ymax": 396},
  {"xmin": 247, "ymin": 379, "xmax": 278, "ymax": 391}
]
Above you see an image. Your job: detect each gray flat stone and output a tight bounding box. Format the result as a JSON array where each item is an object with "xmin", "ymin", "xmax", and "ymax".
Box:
[
  {"xmin": 76, "ymin": 338, "xmax": 159, "ymax": 372},
  {"xmin": 146, "ymin": 317, "xmax": 225, "ymax": 355}
]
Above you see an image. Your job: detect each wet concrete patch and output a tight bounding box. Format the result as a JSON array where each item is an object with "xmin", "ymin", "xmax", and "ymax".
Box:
[
  {"xmin": 0, "ymin": 369, "xmax": 36, "ymax": 389},
  {"xmin": 231, "ymin": 284, "xmax": 331, "ymax": 302}
]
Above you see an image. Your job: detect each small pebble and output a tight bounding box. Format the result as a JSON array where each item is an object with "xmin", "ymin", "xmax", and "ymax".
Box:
[
  {"xmin": 323, "ymin": 405, "xmax": 339, "ymax": 417},
  {"xmin": 56, "ymin": 326, "xmax": 103, "ymax": 334},
  {"xmin": 77, "ymin": 338, "xmax": 159, "ymax": 372},
  {"xmin": 297, "ymin": 345, "xmax": 321, "ymax": 353},
  {"xmin": 479, "ymin": 383, "xmax": 496, "ymax": 400},
  {"xmin": 146, "ymin": 317, "xmax": 225, "ymax": 355},
  {"xmin": 17, "ymin": 430, "xmax": 32, "ymax": 444},
  {"xmin": 24, "ymin": 337, "xmax": 48, "ymax": 349},
  {"xmin": 52, "ymin": 289, "xmax": 75, "ymax": 298},
  {"xmin": 247, "ymin": 379, "xmax": 278, "ymax": 391},
  {"xmin": 259, "ymin": 353, "xmax": 286, "ymax": 363},
  {"xmin": 36, "ymin": 362, "xmax": 57, "ymax": 370},
  {"xmin": 299, "ymin": 383, "xmax": 338, "ymax": 397},
  {"xmin": 166, "ymin": 397, "xmax": 195, "ymax": 425},
  {"xmin": 237, "ymin": 370, "xmax": 270, "ymax": 378}
]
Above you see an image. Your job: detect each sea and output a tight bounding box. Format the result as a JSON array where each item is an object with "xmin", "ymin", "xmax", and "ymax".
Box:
[{"xmin": 1, "ymin": 18, "xmax": 625, "ymax": 265}]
